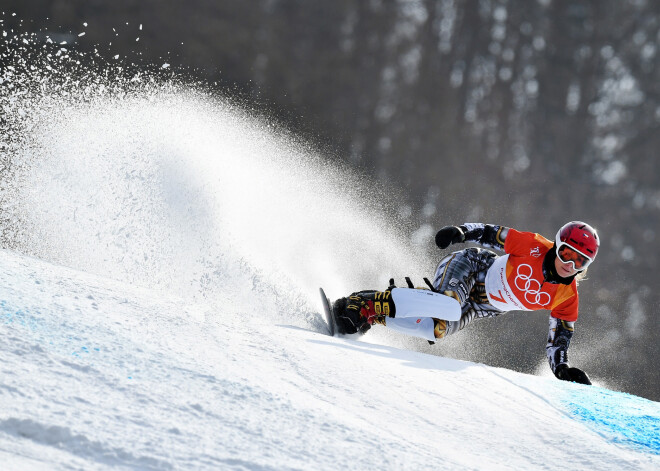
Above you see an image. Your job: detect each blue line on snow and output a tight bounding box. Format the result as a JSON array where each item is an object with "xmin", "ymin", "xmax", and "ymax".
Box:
[{"xmin": 564, "ymin": 387, "xmax": 660, "ymax": 455}]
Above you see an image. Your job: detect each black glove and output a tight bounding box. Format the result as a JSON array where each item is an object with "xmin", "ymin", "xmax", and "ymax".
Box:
[
  {"xmin": 555, "ymin": 364, "xmax": 592, "ymax": 385},
  {"xmin": 435, "ymin": 226, "xmax": 465, "ymax": 249}
]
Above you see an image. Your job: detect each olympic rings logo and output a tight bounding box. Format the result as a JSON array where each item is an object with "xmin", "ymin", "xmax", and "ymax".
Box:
[{"xmin": 514, "ymin": 264, "xmax": 551, "ymax": 306}]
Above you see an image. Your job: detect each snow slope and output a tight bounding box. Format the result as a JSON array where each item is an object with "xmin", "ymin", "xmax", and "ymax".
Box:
[
  {"xmin": 0, "ymin": 249, "xmax": 657, "ymax": 470},
  {"xmin": 0, "ymin": 32, "xmax": 658, "ymax": 469}
]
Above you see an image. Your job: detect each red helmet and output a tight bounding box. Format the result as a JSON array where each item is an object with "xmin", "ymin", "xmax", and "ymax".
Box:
[{"xmin": 555, "ymin": 221, "xmax": 600, "ymax": 270}]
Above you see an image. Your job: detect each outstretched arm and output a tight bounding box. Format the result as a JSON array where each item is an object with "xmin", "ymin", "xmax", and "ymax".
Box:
[
  {"xmin": 435, "ymin": 223, "xmax": 509, "ymax": 250},
  {"xmin": 546, "ymin": 316, "xmax": 591, "ymax": 385}
]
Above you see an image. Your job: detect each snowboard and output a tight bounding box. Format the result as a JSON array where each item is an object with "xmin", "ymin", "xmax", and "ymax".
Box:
[
  {"xmin": 319, "ymin": 287, "xmax": 337, "ymax": 336},
  {"xmin": 389, "ymin": 288, "xmax": 461, "ymax": 321},
  {"xmin": 319, "ymin": 287, "xmax": 462, "ymax": 337}
]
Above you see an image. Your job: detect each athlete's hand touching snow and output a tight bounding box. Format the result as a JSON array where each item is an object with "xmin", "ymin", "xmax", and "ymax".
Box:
[{"xmin": 555, "ymin": 365, "xmax": 592, "ymax": 385}]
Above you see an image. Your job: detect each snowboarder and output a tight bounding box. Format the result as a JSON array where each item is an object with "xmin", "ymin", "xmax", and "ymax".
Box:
[{"xmin": 333, "ymin": 222, "xmax": 599, "ymax": 385}]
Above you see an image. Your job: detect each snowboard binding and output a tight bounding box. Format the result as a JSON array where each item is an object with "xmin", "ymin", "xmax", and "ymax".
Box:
[
  {"xmin": 334, "ymin": 289, "xmax": 396, "ymax": 334},
  {"xmin": 333, "ymin": 276, "xmax": 425, "ymax": 335}
]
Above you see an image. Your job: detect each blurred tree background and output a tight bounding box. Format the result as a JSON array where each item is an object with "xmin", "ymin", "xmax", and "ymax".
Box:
[{"xmin": 2, "ymin": 0, "xmax": 658, "ymax": 400}]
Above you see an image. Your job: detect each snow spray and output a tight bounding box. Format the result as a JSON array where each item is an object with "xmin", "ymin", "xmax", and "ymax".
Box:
[{"xmin": 0, "ymin": 28, "xmax": 431, "ymax": 329}]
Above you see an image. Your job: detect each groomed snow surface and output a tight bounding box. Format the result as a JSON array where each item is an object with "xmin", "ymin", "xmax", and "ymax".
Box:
[{"xmin": 0, "ymin": 249, "xmax": 657, "ymax": 470}]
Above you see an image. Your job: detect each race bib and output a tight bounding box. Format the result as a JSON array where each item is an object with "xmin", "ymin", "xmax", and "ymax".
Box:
[{"xmin": 485, "ymin": 255, "xmax": 553, "ymax": 312}]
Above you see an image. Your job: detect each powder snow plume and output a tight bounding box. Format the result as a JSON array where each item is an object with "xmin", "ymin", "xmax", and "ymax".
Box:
[{"xmin": 0, "ymin": 30, "xmax": 431, "ymax": 332}]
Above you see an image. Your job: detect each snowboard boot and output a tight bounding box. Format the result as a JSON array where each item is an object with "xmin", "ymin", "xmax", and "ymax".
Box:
[{"xmin": 333, "ymin": 290, "xmax": 395, "ymax": 335}]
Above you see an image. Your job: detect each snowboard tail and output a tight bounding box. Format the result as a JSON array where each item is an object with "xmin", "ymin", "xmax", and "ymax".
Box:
[{"xmin": 319, "ymin": 287, "xmax": 337, "ymax": 336}]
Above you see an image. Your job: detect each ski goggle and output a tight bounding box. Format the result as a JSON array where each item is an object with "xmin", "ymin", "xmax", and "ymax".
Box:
[{"xmin": 556, "ymin": 243, "xmax": 594, "ymax": 270}]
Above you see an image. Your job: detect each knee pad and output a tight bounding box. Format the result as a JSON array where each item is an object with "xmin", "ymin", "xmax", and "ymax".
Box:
[{"xmin": 434, "ymin": 248, "xmax": 496, "ymax": 305}]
